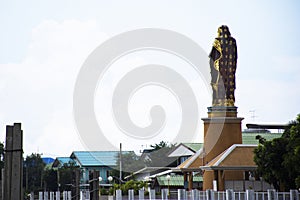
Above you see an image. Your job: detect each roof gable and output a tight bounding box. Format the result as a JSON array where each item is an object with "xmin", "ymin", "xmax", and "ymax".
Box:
[
  {"xmin": 177, "ymin": 149, "xmax": 204, "ymax": 169},
  {"xmin": 52, "ymin": 157, "xmax": 75, "ymax": 168},
  {"xmin": 218, "ymin": 145, "xmax": 256, "ymax": 166},
  {"xmin": 202, "ymin": 144, "xmax": 257, "ymax": 170},
  {"xmin": 168, "ymin": 143, "xmax": 202, "ymax": 157},
  {"xmin": 182, "ymin": 143, "xmax": 203, "ymax": 152}
]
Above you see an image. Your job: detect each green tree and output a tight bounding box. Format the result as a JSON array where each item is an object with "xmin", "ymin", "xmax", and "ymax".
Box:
[
  {"xmin": 147, "ymin": 141, "xmax": 176, "ymax": 167},
  {"xmin": 58, "ymin": 162, "xmax": 78, "ymax": 191},
  {"xmin": 23, "ymin": 153, "xmax": 46, "ymax": 192},
  {"xmin": 111, "ymin": 141, "xmax": 176, "ymax": 179},
  {"xmin": 112, "ymin": 180, "xmax": 148, "ymax": 195},
  {"xmin": 282, "ymin": 115, "xmax": 300, "ymax": 189},
  {"xmin": 254, "ymin": 114, "xmax": 300, "ymax": 191},
  {"xmin": 254, "ymin": 137, "xmax": 288, "ymax": 190},
  {"xmin": 150, "ymin": 141, "xmax": 169, "ymax": 150},
  {"xmin": 112, "ymin": 152, "xmax": 145, "ymax": 179},
  {"xmin": 43, "ymin": 168, "xmax": 58, "ymax": 191}
]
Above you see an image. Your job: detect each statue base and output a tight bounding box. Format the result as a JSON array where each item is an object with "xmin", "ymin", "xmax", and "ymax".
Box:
[
  {"xmin": 202, "ymin": 105, "xmax": 244, "ymax": 190},
  {"xmin": 207, "ymin": 106, "xmax": 238, "ymax": 117}
]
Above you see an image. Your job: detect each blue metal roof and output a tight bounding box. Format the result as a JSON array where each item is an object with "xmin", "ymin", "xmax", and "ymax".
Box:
[
  {"xmin": 71, "ymin": 151, "xmax": 132, "ymax": 167},
  {"xmin": 42, "ymin": 157, "xmax": 55, "ymax": 164},
  {"xmin": 52, "ymin": 157, "xmax": 76, "ymax": 168},
  {"xmin": 58, "ymin": 157, "xmax": 74, "ymax": 165}
]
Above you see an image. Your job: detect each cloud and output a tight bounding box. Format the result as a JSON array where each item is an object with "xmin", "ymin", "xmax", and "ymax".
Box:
[
  {"xmin": 0, "ymin": 19, "xmax": 108, "ymax": 156},
  {"xmin": 272, "ymin": 55, "xmax": 300, "ymax": 79},
  {"xmin": 33, "ymin": 110, "xmax": 83, "ymax": 157},
  {"xmin": 237, "ymin": 55, "xmax": 300, "ymax": 128},
  {"xmin": 1, "ymin": 17, "xmax": 299, "ymax": 157},
  {"xmin": 94, "ymin": 51, "xmax": 208, "ymax": 150}
]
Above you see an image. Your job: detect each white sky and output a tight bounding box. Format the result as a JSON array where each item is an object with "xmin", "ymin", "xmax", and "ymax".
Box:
[{"xmin": 1, "ymin": 0, "xmax": 300, "ymax": 157}]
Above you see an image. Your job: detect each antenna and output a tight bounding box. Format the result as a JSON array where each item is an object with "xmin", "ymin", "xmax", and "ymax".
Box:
[{"xmin": 249, "ymin": 110, "xmax": 258, "ymax": 122}]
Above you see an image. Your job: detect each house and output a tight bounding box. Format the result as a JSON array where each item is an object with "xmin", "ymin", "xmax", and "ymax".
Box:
[
  {"xmin": 42, "ymin": 157, "xmax": 55, "ymax": 165},
  {"xmin": 152, "ymin": 175, "xmax": 203, "ymax": 193},
  {"xmin": 140, "ymin": 149, "xmax": 154, "ymax": 162},
  {"xmin": 130, "ymin": 132, "xmax": 283, "ymax": 192},
  {"xmin": 125, "ymin": 143, "xmax": 202, "ymax": 181},
  {"xmin": 70, "ymin": 151, "xmax": 121, "ymax": 184},
  {"xmin": 168, "ymin": 143, "xmax": 203, "ymax": 166},
  {"xmin": 125, "ymin": 167, "xmax": 173, "ymax": 181},
  {"xmin": 52, "ymin": 157, "xmax": 75, "ymax": 168},
  {"xmin": 200, "ymin": 144, "xmax": 274, "ymax": 191},
  {"xmin": 241, "ymin": 132, "xmax": 282, "ymax": 145},
  {"xmin": 177, "ymin": 132, "xmax": 282, "ymax": 191},
  {"xmin": 53, "ymin": 151, "xmax": 132, "ymax": 185}
]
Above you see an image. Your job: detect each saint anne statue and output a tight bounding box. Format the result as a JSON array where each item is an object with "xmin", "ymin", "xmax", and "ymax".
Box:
[{"xmin": 209, "ymin": 25, "xmax": 237, "ymax": 107}]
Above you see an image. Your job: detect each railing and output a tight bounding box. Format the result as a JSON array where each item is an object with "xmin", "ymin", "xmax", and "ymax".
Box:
[
  {"xmin": 29, "ymin": 191, "xmax": 72, "ymax": 200},
  {"xmin": 31, "ymin": 189, "xmax": 299, "ymax": 200}
]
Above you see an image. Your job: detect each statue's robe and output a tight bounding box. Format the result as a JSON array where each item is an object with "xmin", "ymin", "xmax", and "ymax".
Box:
[{"xmin": 209, "ymin": 26, "xmax": 237, "ymax": 106}]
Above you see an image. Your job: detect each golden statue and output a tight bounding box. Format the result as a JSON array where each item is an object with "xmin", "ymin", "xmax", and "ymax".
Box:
[{"xmin": 209, "ymin": 25, "xmax": 237, "ymax": 107}]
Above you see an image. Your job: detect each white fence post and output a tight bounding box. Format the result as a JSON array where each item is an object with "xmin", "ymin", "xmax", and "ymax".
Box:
[
  {"xmin": 290, "ymin": 190, "xmax": 299, "ymax": 200},
  {"xmin": 115, "ymin": 189, "xmax": 121, "ymax": 200},
  {"xmin": 30, "ymin": 192, "xmax": 34, "ymax": 200},
  {"xmin": 267, "ymin": 189, "xmax": 277, "ymax": 200},
  {"xmin": 192, "ymin": 189, "xmax": 199, "ymax": 200},
  {"xmin": 55, "ymin": 191, "xmax": 60, "ymax": 200},
  {"xmin": 199, "ymin": 191, "xmax": 205, "ymax": 200},
  {"xmin": 114, "ymin": 189, "xmax": 121, "ymax": 200},
  {"xmin": 63, "ymin": 191, "xmax": 67, "ymax": 200},
  {"xmin": 149, "ymin": 189, "xmax": 156, "ymax": 200},
  {"xmin": 246, "ymin": 190, "xmax": 255, "ymax": 200},
  {"xmin": 49, "ymin": 191, "xmax": 54, "ymax": 200},
  {"xmin": 68, "ymin": 191, "xmax": 72, "ymax": 200},
  {"xmin": 39, "ymin": 191, "xmax": 43, "ymax": 200},
  {"xmin": 44, "ymin": 191, "xmax": 49, "ymax": 200},
  {"xmin": 226, "ymin": 189, "xmax": 234, "ymax": 200},
  {"xmin": 161, "ymin": 188, "xmax": 169, "ymax": 200},
  {"xmin": 139, "ymin": 189, "xmax": 144, "ymax": 200},
  {"xmin": 178, "ymin": 189, "xmax": 187, "ymax": 200},
  {"xmin": 128, "ymin": 189, "xmax": 134, "ymax": 200},
  {"xmin": 206, "ymin": 189, "xmax": 215, "ymax": 200}
]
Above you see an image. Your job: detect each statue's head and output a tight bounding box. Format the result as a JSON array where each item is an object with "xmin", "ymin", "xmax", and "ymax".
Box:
[{"xmin": 217, "ymin": 25, "xmax": 231, "ymax": 38}]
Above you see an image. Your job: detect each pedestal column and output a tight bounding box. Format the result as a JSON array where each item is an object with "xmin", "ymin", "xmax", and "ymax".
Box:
[{"xmin": 201, "ymin": 106, "xmax": 243, "ymax": 190}]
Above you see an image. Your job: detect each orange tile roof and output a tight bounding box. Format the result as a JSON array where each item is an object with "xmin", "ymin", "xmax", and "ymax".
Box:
[
  {"xmin": 178, "ymin": 144, "xmax": 258, "ymax": 171},
  {"xmin": 201, "ymin": 144, "xmax": 257, "ymax": 170}
]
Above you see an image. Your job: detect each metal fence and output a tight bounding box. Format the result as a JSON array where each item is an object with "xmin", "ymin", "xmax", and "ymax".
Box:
[
  {"xmin": 32, "ymin": 189, "xmax": 299, "ymax": 200},
  {"xmin": 29, "ymin": 191, "xmax": 72, "ymax": 200}
]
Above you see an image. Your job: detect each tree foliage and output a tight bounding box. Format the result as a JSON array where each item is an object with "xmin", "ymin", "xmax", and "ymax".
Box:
[
  {"xmin": 112, "ymin": 180, "xmax": 148, "ymax": 195},
  {"xmin": 23, "ymin": 154, "xmax": 81, "ymax": 192},
  {"xmin": 150, "ymin": 141, "xmax": 169, "ymax": 150},
  {"xmin": 146, "ymin": 141, "xmax": 176, "ymax": 167},
  {"xmin": 58, "ymin": 162, "xmax": 78, "ymax": 191},
  {"xmin": 112, "ymin": 151, "xmax": 145, "ymax": 178},
  {"xmin": 43, "ymin": 168, "xmax": 58, "ymax": 191},
  {"xmin": 254, "ymin": 114, "xmax": 300, "ymax": 191},
  {"xmin": 23, "ymin": 153, "xmax": 46, "ymax": 192},
  {"xmin": 112, "ymin": 141, "xmax": 176, "ymax": 179}
]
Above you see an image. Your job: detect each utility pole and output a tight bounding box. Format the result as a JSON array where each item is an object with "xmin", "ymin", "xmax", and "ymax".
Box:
[
  {"xmin": 119, "ymin": 143, "xmax": 122, "ymax": 182},
  {"xmin": 3, "ymin": 123, "xmax": 23, "ymax": 200}
]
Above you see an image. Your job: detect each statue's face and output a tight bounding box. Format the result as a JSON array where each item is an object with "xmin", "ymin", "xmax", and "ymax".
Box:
[{"xmin": 217, "ymin": 27, "xmax": 222, "ymax": 37}]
